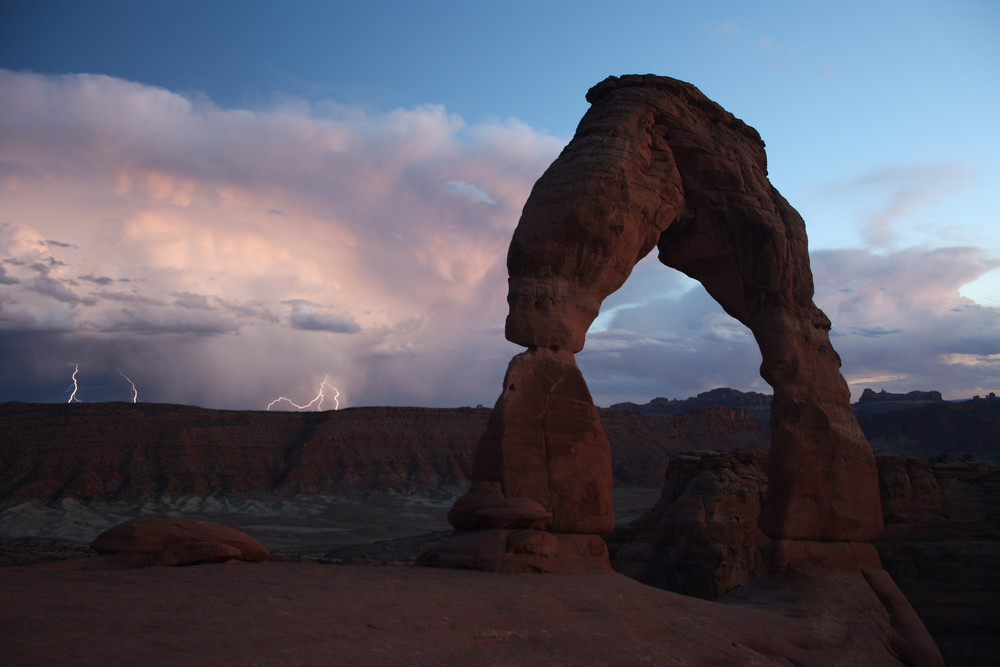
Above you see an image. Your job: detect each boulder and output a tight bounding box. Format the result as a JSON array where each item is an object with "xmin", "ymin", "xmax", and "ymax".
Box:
[
  {"xmin": 91, "ymin": 517, "xmax": 268, "ymax": 566},
  {"xmin": 613, "ymin": 447, "xmax": 770, "ymax": 598}
]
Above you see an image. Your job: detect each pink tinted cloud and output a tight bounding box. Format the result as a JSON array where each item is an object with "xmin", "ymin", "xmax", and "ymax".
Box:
[{"xmin": 0, "ymin": 69, "xmax": 562, "ymax": 407}]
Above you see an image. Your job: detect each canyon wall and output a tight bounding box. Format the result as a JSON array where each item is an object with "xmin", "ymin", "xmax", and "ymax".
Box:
[{"xmin": 0, "ymin": 401, "xmax": 766, "ymax": 502}]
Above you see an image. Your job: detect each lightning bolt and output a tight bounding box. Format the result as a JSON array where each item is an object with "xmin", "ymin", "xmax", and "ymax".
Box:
[
  {"xmin": 266, "ymin": 375, "xmax": 340, "ymax": 411},
  {"xmin": 67, "ymin": 363, "xmax": 81, "ymax": 403},
  {"xmin": 118, "ymin": 369, "xmax": 139, "ymax": 403}
]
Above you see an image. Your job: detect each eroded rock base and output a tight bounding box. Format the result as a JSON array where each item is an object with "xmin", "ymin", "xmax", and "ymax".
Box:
[
  {"xmin": 767, "ymin": 539, "xmax": 882, "ymax": 571},
  {"xmin": 416, "ymin": 530, "xmax": 610, "ymax": 573}
]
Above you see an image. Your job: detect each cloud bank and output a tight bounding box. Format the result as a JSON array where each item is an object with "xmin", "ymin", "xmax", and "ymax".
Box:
[{"xmin": 1, "ymin": 70, "xmax": 997, "ymax": 408}]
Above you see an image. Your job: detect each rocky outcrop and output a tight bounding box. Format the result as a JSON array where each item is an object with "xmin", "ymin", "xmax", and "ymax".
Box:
[
  {"xmin": 417, "ymin": 348, "xmax": 616, "ymax": 571},
  {"xmin": 90, "ymin": 517, "xmax": 269, "ymax": 567},
  {"xmin": 613, "ymin": 447, "xmax": 770, "ymax": 599},
  {"xmin": 464, "ymin": 349, "xmax": 615, "ymax": 536},
  {"xmin": 613, "ymin": 449, "xmax": 998, "ymax": 665}
]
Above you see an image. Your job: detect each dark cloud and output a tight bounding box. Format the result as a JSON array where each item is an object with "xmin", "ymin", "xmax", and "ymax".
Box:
[
  {"xmin": 79, "ymin": 274, "xmax": 114, "ymax": 285},
  {"xmin": 287, "ymin": 301, "xmax": 361, "ymax": 334},
  {"xmin": 849, "ymin": 326, "xmax": 904, "ymax": 338},
  {"xmin": 108, "ymin": 307, "xmax": 240, "ymax": 337},
  {"xmin": 31, "ymin": 276, "xmax": 82, "ymax": 304},
  {"xmin": 172, "ymin": 291, "xmax": 217, "ymax": 310},
  {"xmin": 92, "ymin": 291, "xmax": 166, "ymax": 307}
]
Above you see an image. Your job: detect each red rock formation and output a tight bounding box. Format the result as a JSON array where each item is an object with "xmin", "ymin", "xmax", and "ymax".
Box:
[
  {"xmin": 90, "ymin": 517, "xmax": 268, "ymax": 566},
  {"xmin": 613, "ymin": 447, "xmax": 770, "ymax": 598},
  {"xmin": 428, "ymin": 73, "xmax": 881, "ymax": 573},
  {"xmin": 466, "ymin": 348, "xmax": 614, "ymax": 535},
  {"xmin": 423, "ymin": 74, "xmax": 937, "ymax": 663}
]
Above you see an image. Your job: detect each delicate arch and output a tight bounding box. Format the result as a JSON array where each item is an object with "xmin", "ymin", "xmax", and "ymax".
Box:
[{"xmin": 421, "ymin": 75, "xmax": 882, "ymax": 573}]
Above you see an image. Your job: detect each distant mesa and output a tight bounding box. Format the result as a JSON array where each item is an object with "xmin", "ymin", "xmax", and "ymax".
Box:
[
  {"xmin": 611, "ymin": 387, "xmax": 773, "ymax": 414},
  {"xmin": 611, "ymin": 387, "xmax": 773, "ymax": 425},
  {"xmin": 858, "ymin": 388, "xmax": 943, "ymax": 404},
  {"xmin": 853, "ymin": 388, "xmax": 945, "ymax": 416},
  {"xmin": 612, "ymin": 386, "xmax": 969, "ymax": 430}
]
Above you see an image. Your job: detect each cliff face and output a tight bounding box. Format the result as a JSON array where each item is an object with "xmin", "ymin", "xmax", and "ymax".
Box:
[
  {"xmin": 611, "ymin": 448, "xmax": 1000, "ymax": 665},
  {"xmin": 0, "ymin": 402, "xmax": 767, "ymax": 502},
  {"xmin": 0, "ymin": 403, "xmax": 488, "ymax": 501},
  {"xmin": 876, "ymin": 454, "xmax": 1000, "ymax": 663},
  {"xmin": 601, "ymin": 406, "xmax": 767, "ymax": 486},
  {"xmin": 858, "ymin": 397, "xmax": 1000, "ymax": 460}
]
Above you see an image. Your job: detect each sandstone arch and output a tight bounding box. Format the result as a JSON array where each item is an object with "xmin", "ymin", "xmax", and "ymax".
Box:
[{"xmin": 420, "ymin": 74, "xmax": 882, "ymax": 572}]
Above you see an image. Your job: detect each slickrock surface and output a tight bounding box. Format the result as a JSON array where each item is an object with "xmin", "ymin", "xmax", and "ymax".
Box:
[{"xmin": 0, "ymin": 561, "xmax": 932, "ymax": 666}]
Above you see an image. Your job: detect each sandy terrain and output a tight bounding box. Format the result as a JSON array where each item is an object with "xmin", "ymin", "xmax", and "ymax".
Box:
[{"xmin": 1, "ymin": 558, "xmax": 910, "ymax": 666}]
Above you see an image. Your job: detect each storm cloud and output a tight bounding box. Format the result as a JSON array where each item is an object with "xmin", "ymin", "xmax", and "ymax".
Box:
[{"xmin": 1, "ymin": 69, "xmax": 997, "ymax": 408}]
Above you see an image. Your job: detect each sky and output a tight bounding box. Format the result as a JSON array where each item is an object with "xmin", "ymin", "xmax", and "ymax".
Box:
[{"xmin": 0, "ymin": 0, "xmax": 998, "ymax": 410}]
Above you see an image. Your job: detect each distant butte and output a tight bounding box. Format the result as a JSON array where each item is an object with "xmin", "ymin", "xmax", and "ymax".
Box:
[{"xmin": 419, "ymin": 74, "xmax": 943, "ymax": 665}]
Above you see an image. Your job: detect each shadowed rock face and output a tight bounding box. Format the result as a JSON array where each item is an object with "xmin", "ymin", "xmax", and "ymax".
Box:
[{"xmin": 428, "ymin": 74, "xmax": 882, "ymax": 574}]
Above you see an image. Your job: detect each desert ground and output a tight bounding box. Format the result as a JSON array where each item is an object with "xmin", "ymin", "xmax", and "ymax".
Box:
[{"xmin": 3, "ymin": 556, "xmax": 917, "ymax": 666}]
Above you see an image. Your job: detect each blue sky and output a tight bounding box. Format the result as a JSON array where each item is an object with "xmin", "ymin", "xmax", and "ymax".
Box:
[{"xmin": 0, "ymin": 0, "xmax": 997, "ymax": 408}]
